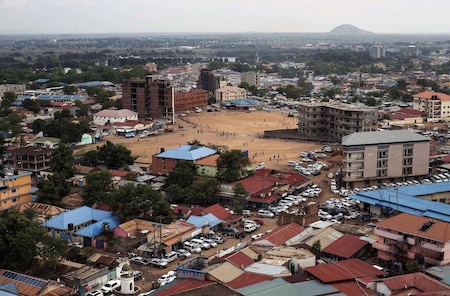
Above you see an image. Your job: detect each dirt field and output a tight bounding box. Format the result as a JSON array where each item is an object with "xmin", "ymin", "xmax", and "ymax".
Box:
[{"xmin": 80, "ymin": 109, "xmax": 328, "ymax": 171}]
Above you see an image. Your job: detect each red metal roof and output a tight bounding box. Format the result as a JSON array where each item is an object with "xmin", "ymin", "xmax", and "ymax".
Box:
[
  {"xmin": 322, "ymin": 234, "xmax": 369, "ymax": 259},
  {"xmin": 381, "ymin": 272, "xmax": 450, "ymax": 294},
  {"xmin": 225, "ymin": 252, "xmax": 254, "ymax": 269},
  {"xmin": 305, "ymin": 259, "xmax": 384, "ymax": 283},
  {"xmin": 332, "ymin": 281, "xmax": 378, "ymax": 296},
  {"xmin": 225, "ymin": 272, "xmax": 272, "ymax": 289},
  {"xmin": 203, "ymin": 204, "xmax": 231, "ymax": 220},
  {"xmin": 254, "ymin": 223, "xmax": 303, "ymax": 246},
  {"xmin": 153, "ymin": 279, "xmax": 217, "ymax": 296}
]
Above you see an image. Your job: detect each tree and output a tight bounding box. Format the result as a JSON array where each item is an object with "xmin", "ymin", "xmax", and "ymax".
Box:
[
  {"xmin": 37, "ymin": 173, "xmax": 71, "ymax": 205},
  {"xmin": 233, "ymin": 183, "xmax": 248, "ymax": 214},
  {"xmin": 50, "ymin": 143, "xmax": 76, "ymax": 178},
  {"xmin": 311, "ymin": 239, "xmax": 321, "ymax": 258},
  {"xmin": 97, "ymin": 141, "xmax": 135, "ymax": 169},
  {"xmin": 405, "ymin": 260, "xmax": 420, "ymax": 273},
  {"xmin": 77, "ymin": 149, "xmax": 99, "ymax": 167},
  {"xmin": 63, "ymin": 85, "xmax": 78, "ymax": 95},
  {"xmin": 82, "ymin": 170, "xmax": 113, "ymax": 206},
  {"xmin": 217, "ymin": 150, "xmax": 252, "ymax": 182},
  {"xmin": 165, "ymin": 161, "xmax": 197, "ymax": 190},
  {"xmin": 0, "ymin": 209, "xmax": 66, "ymax": 272}
]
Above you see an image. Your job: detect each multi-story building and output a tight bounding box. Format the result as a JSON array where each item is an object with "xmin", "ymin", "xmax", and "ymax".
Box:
[
  {"xmin": 412, "ymin": 91, "xmax": 450, "ymax": 121},
  {"xmin": 0, "ymin": 170, "xmax": 32, "ymax": 211},
  {"xmin": 373, "ymin": 213, "xmax": 450, "ymax": 266},
  {"xmin": 143, "ymin": 62, "xmax": 157, "ymax": 72},
  {"xmin": 0, "ymin": 84, "xmax": 26, "ymax": 98},
  {"xmin": 297, "ymin": 102, "xmax": 378, "ymax": 141},
  {"xmin": 241, "ymin": 71, "xmax": 266, "ymax": 88},
  {"xmin": 369, "ymin": 45, "xmax": 385, "ymax": 59},
  {"xmin": 341, "ymin": 130, "xmax": 429, "ymax": 188},
  {"xmin": 197, "ymin": 68, "xmax": 217, "ymax": 93},
  {"xmin": 122, "ymin": 76, "xmax": 207, "ymax": 119},
  {"xmin": 215, "ymin": 86, "xmax": 246, "ymax": 103},
  {"xmin": 6, "ymin": 146, "xmax": 53, "ymax": 173}
]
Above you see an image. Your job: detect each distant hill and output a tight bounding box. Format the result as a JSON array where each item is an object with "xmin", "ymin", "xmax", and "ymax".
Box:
[{"xmin": 329, "ymin": 24, "xmax": 373, "ymax": 34}]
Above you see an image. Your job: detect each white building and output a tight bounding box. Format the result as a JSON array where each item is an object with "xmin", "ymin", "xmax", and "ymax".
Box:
[{"xmin": 92, "ymin": 109, "xmax": 139, "ymax": 125}]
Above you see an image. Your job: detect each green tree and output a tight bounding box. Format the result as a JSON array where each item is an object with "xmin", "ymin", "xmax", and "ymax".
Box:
[
  {"xmin": 217, "ymin": 150, "xmax": 252, "ymax": 182},
  {"xmin": 405, "ymin": 261, "xmax": 420, "ymax": 273},
  {"xmin": 311, "ymin": 239, "xmax": 321, "ymax": 258},
  {"xmin": 0, "ymin": 209, "xmax": 66, "ymax": 272},
  {"xmin": 77, "ymin": 150, "xmax": 99, "ymax": 167},
  {"xmin": 82, "ymin": 170, "xmax": 113, "ymax": 206},
  {"xmin": 233, "ymin": 183, "xmax": 248, "ymax": 214},
  {"xmin": 63, "ymin": 85, "xmax": 78, "ymax": 95},
  {"xmin": 97, "ymin": 141, "xmax": 135, "ymax": 169},
  {"xmin": 50, "ymin": 143, "xmax": 76, "ymax": 178},
  {"xmin": 165, "ymin": 161, "xmax": 196, "ymax": 190}
]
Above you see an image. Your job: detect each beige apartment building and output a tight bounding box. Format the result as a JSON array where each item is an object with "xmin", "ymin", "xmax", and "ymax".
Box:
[
  {"xmin": 341, "ymin": 130, "xmax": 430, "ymax": 189},
  {"xmin": 297, "ymin": 102, "xmax": 378, "ymax": 141},
  {"xmin": 413, "ymin": 91, "xmax": 450, "ymax": 121},
  {"xmin": 215, "ymin": 86, "xmax": 246, "ymax": 103}
]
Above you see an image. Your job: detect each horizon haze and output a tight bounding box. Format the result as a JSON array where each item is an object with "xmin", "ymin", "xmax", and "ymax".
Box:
[{"xmin": 1, "ymin": 0, "xmax": 450, "ymax": 35}]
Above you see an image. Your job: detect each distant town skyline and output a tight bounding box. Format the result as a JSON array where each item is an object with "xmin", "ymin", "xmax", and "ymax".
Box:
[{"xmin": 1, "ymin": 0, "xmax": 449, "ymax": 35}]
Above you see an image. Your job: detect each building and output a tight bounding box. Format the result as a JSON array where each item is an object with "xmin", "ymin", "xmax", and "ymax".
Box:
[
  {"xmin": 297, "ymin": 102, "xmax": 378, "ymax": 141},
  {"xmin": 92, "ymin": 108, "xmax": 139, "ymax": 125},
  {"xmin": 373, "ymin": 213, "xmax": 450, "ymax": 266},
  {"xmin": 143, "ymin": 62, "xmax": 157, "ymax": 72},
  {"xmin": 412, "ymin": 91, "xmax": 450, "ymax": 121},
  {"xmin": 0, "ymin": 84, "xmax": 26, "ymax": 98},
  {"xmin": 151, "ymin": 144, "xmax": 217, "ymax": 175},
  {"xmin": 341, "ymin": 130, "xmax": 430, "ymax": 188},
  {"xmin": 122, "ymin": 76, "xmax": 207, "ymax": 119},
  {"xmin": 197, "ymin": 68, "xmax": 217, "ymax": 93},
  {"xmin": 215, "ymin": 86, "xmax": 246, "ymax": 103},
  {"xmin": 0, "ymin": 171, "xmax": 32, "ymax": 211},
  {"xmin": 369, "ymin": 45, "xmax": 385, "ymax": 59},
  {"xmin": 241, "ymin": 71, "xmax": 266, "ymax": 88},
  {"xmin": 6, "ymin": 146, "xmax": 53, "ymax": 173}
]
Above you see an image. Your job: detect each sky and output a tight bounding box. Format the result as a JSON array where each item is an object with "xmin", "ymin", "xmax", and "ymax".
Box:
[{"xmin": 1, "ymin": 0, "xmax": 449, "ymax": 35}]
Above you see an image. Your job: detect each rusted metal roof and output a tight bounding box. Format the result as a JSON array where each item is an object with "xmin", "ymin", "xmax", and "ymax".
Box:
[
  {"xmin": 322, "ymin": 234, "xmax": 369, "ymax": 259},
  {"xmin": 305, "ymin": 259, "xmax": 384, "ymax": 283}
]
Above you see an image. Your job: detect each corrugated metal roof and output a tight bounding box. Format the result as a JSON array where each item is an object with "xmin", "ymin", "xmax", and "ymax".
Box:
[
  {"xmin": 225, "ymin": 252, "xmax": 254, "ymax": 269},
  {"xmin": 253, "ymin": 223, "xmax": 303, "ymax": 247},
  {"xmin": 225, "ymin": 272, "xmax": 272, "ymax": 290},
  {"xmin": 186, "ymin": 213, "xmax": 222, "ymax": 228},
  {"xmin": 332, "ymin": 281, "xmax": 378, "ymax": 296},
  {"xmin": 156, "ymin": 145, "xmax": 217, "ymax": 161},
  {"xmin": 322, "ymin": 234, "xmax": 369, "ymax": 259},
  {"xmin": 152, "ymin": 279, "xmax": 217, "ymax": 296},
  {"xmin": 75, "ymin": 216, "xmax": 120, "ymax": 237},
  {"xmin": 342, "ymin": 130, "xmax": 428, "ymax": 146},
  {"xmin": 207, "ymin": 262, "xmax": 243, "ymax": 283},
  {"xmin": 236, "ymin": 277, "xmax": 298, "ymax": 296},
  {"xmin": 290, "ymin": 279, "xmax": 339, "ymax": 296},
  {"xmin": 43, "ymin": 206, "xmax": 113, "ymax": 230},
  {"xmin": 244, "ymin": 263, "xmax": 291, "ymax": 277},
  {"xmin": 305, "ymin": 259, "xmax": 384, "ymax": 283},
  {"xmin": 351, "ymin": 183, "xmax": 450, "ymax": 222},
  {"xmin": 381, "ymin": 272, "xmax": 450, "ymax": 294}
]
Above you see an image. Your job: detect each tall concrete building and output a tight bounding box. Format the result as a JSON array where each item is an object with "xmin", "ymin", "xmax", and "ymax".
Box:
[
  {"xmin": 122, "ymin": 76, "xmax": 207, "ymax": 119},
  {"xmin": 297, "ymin": 102, "xmax": 378, "ymax": 142},
  {"xmin": 412, "ymin": 91, "xmax": 450, "ymax": 122},
  {"xmin": 341, "ymin": 130, "xmax": 429, "ymax": 188},
  {"xmin": 369, "ymin": 46, "xmax": 385, "ymax": 59},
  {"xmin": 241, "ymin": 71, "xmax": 266, "ymax": 88}
]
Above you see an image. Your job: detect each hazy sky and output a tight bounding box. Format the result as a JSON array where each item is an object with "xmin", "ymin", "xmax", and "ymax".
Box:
[{"xmin": 1, "ymin": 0, "xmax": 449, "ymax": 34}]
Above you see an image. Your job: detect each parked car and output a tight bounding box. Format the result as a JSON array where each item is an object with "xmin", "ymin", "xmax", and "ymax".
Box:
[
  {"xmin": 222, "ymin": 226, "xmax": 239, "ymax": 236},
  {"xmin": 68, "ymin": 241, "xmax": 83, "ymax": 248},
  {"xmin": 162, "ymin": 251, "xmax": 178, "ymax": 263},
  {"xmin": 101, "ymin": 279, "xmax": 121, "ymax": 294},
  {"xmin": 86, "ymin": 290, "xmax": 104, "ymax": 296},
  {"xmin": 258, "ymin": 209, "xmax": 274, "ymax": 218},
  {"xmin": 211, "ymin": 236, "xmax": 224, "ymax": 244},
  {"xmin": 130, "ymin": 256, "xmax": 150, "ymax": 266},
  {"xmin": 158, "ymin": 271, "xmax": 176, "ymax": 285},
  {"xmin": 191, "ymin": 238, "xmax": 210, "ymax": 249},
  {"xmin": 149, "ymin": 258, "xmax": 168, "ymax": 269},
  {"xmin": 242, "ymin": 210, "xmax": 252, "ymax": 217},
  {"xmin": 174, "ymin": 248, "xmax": 191, "ymax": 259},
  {"xmin": 121, "ymin": 270, "xmax": 142, "ymax": 280},
  {"xmin": 183, "ymin": 241, "xmax": 202, "ymax": 254},
  {"xmin": 137, "ymin": 290, "xmax": 155, "ymax": 296},
  {"xmin": 244, "ymin": 223, "xmax": 257, "ymax": 233},
  {"xmin": 201, "ymin": 238, "xmax": 217, "ymax": 248}
]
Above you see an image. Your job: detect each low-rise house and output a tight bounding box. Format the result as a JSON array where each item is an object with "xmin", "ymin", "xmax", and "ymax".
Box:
[
  {"xmin": 251, "ymin": 223, "xmax": 304, "ymax": 252},
  {"xmin": 17, "ymin": 202, "xmax": 65, "ymax": 223},
  {"xmin": 92, "ymin": 108, "xmax": 138, "ymax": 125},
  {"xmin": 32, "ymin": 136, "xmax": 61, "ymax": 149},
  {"xmin": 321, "ymin": 234, "xmax": 370, "ymax": 262},
  {"xmin": 202, "ymin": 203, "xmax": 241, "ymax": 227}
]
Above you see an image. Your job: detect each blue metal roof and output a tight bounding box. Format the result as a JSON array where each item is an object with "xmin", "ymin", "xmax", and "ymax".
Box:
[
  {"xmin": 156, "ymin": 145, "xmax": 217, "ymax": 161},
  {"xmin": 34, "ymin": 78, "xmax": 49, "ymax": 83},
  {"xmin": 225, "ymin": 98, "xmax": 263, "ymax": 107},
  {"xmin": 291, "ymin": 279, "xmax": 339, "ymax": 296},
  {"xmin": 43, "ymin": 206, "xmax": 113, "ymax": 230},
  {"xmin": 186, "ymin": 213, "xmax": 222, "ymax": 228},
  {"xmin": 75, "ymin": 216, "xmax": 120, "ymax": 237},
  {"xmin": 351, "ymin": 183, "xmax": 450, "ymax": 222},
  {"xmin": 75, "ymin": 81, "xmax": 115, "ymax": 87}
]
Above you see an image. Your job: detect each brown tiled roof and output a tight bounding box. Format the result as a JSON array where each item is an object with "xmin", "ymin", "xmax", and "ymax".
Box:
[
  {"xmin": 203, "ymin": 204, "xmax": 230, "ymax": 221},
  {"xmin": 225, "ymin": 251, "xmax": 254, "ymax": 269},
  {"xmin": 195, "ymin": 154, "xmax": 219, "ymax": 166},
  {"xmin": 413, "ymin": 91, "xmax": 450, "ymax": 101},
  {"xmin": 8, "ymin": 146, "xmax": 53, "ymax": 156},
  {"xmin": 109, "ymin": 169, "xmax": 136, "ymax": 178},
  {"xmin": 75, "ymin": 165, "xmax": 98, "ymax": 175},
  {"xmin": 376, "ymin": 213, "xmax": 450, "ymax": 242},
  {"xmin": 305, "ymin": 259, "xmax": 384, "ymax": 283},
  {"xmin": 322, "ymin": 234, "xmax": 369, "ymax": 259},
  {"xmin": 61, "ymin": 193, "xmax": 84, "ymax": 209}
]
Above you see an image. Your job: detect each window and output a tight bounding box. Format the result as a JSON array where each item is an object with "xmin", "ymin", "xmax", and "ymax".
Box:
[{"xmin": 378, "ymin": 151, "xmax": 388, "ymax": 158}]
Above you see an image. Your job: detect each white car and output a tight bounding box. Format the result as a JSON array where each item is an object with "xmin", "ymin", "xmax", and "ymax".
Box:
[
  {"xmin": 201, "ymin": 238, "xmax": 217, "ymax": 248},
  {"xmin": 258, "ymin": 209, "xmax": 274, "ymax": 218},
  {"xmin": 101, "ymin": 279, "xmax": 121, "ymax": 294},
  {"xmin": 256, "ymin": 163, "xmax": 266, "ymax": 170},
  {"xmin": 175, "ymin": 248, "xmax": 192, "ymax": 259},
  {"xmin": 87, "ymin": 290, "xmax": 104, "ymax": 296},
  {"xmin": 158, "ymin": 271, "xmax": 176, "ymax": 285}
]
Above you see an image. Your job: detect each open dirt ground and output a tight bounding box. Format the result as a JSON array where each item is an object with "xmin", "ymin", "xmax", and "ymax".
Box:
[{"xmin": 81, "ymin": 109, "xmax": 328, "ymax": 171}]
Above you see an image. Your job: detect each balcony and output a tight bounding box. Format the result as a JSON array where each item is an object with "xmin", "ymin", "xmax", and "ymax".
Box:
[
  {"xmin": 374, "ymin": 228, "xmax": 403, "ymax": 241},
  {"xmin": 373, "ymin": 241, "xmax": 390, "ymax": 252},
  {"xmin": 407, "ymin": 237, "xmax": 416, "ymax": 245}
]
